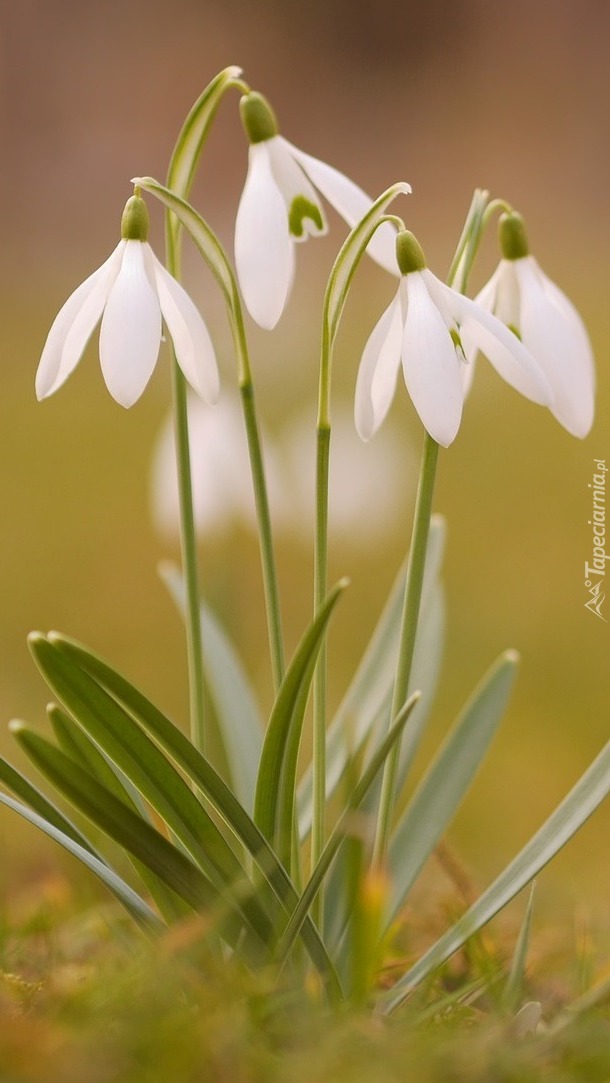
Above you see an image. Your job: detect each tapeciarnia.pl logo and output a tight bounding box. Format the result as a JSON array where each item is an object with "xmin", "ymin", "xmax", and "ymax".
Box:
[{"xmin": 584, "ymin": 458, "xmax": 607, "ymax": 621}]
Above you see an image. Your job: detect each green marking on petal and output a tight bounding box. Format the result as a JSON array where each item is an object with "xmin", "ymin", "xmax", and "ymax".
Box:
[
  {"xmin": 450, "ymin": 328, "xmax": 466, "ymax": 358},
  {"xmin": 499, "ymin": 212, "xmax": 529, "ymax": 261},
  {"xmin": 507, "ymin": 322, "xmax": 522, "ymax": 340},
  {"xmin": 121, "ymin": 194, "xmax": 149, "ymax": 241},
  {"xmin": 289, "ymin": 195, "xmax": 324, "ymax": 239}
]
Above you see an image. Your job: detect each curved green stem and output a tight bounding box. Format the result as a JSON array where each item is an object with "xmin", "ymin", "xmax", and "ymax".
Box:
[{"xmin": 372, "ymin": 432, "xmax": 439, "ymax": 865}]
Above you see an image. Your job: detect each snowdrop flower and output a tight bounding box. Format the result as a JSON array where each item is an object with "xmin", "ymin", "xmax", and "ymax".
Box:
[
  {"xmin": 36, "ymin": 192, "xmax": 219, "ymax": 408},
  {"xmin": 466, "ymin": 212, "xmax": 595, "ymax": 438},
  {"xmin": 355, "ymin": 230, "xmax": 553, "ymax": 447},
  {"xmin": 235, "ymin": 91, "xmax": 403, "ymax": 329}
]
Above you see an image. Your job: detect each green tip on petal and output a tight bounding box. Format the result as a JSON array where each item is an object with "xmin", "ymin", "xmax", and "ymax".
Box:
[
  {"xmin": 121, "ymin": 193, "xmax": 149, "ymax": 241},
  {"xmin": 289, "ymin": 195, "xmax": 324, "ymax": 238},
  {"xmin": 395, "ymin": 230, "xmax": 426, "ymax": 275},
  {"xmin": 240, "ymin": 91, "xmax": 278, "ymax": 144},
  {"xmin": 499, "ymin": 211, "xmax": 529, "ymax": 260}
]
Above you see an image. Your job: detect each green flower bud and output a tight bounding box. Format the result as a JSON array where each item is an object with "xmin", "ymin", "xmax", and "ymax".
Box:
[
  {"xmin": 240, "ymin": 91, "xmax": 279, "ymax": 144},
  {"xmin": 395, "ymin": 230, "xmax": 426, "ymax": 275},
  {"xmin": 498, "ymin": 211, "xmax": 529, "ymax": 260},
  {"xmin": 121, "ymin": 193, "xmax": 149, "ymax": 242}
]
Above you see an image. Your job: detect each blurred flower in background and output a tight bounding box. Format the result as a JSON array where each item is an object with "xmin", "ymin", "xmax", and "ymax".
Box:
[{"xmin": 150, "ymin": 394, "xmax": 414, "ymax": 545}]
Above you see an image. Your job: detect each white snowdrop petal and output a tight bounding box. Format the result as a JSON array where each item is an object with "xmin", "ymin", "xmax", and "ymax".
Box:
[
  {"xmin": 429, "ymin": 275, "xmax": 552, "ymax": 406},
  {"xmin": 402, "ymin": 273, "xmax": 463, "ymax": 447},
  {"xmin": 235, "ymin": 143, "xmax": 295, "ymax": 329},
  {"xmin": 269, "ymin": 137, "xmax": 327, "ymax": 241},
  {"xmin": 489, "ymin": 261, "xmax": 520, "ymax": 328},
  {"xmin": 99, "ymin": 241, "xmax": 162, "ymax": 407},
  {"xmin": 289, "ymin": 142, "xmax": 402, "ymax": 274},
  {"xmin": 151, "ymin": 253, "xmax": 219, "ymax": 404},
  {"xmin": 355, "ymin": 289, "xmax": 403, "ymax": 440},
  {"xmin": 516, "ymin": 258, "xmax": 595, "ymax": 437},
  {"xmin": 36, "ymin": 243, "xmax": 125, "ymax": 399}
]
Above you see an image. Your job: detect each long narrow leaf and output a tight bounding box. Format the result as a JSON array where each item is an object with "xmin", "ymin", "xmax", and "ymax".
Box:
[
  {"xmin": 276, "ymin": 693, "xmax": 421, "ymax": 963},
  {"xmin": 381, "ymin": 737, "xmax": 610, "ymax": 1014},
  {"xmin": 42, "ymin": 634, "xmax": 341, "ymax": 994},
  {"xmin": 48, "ymin": 704, "xmax": 190, "ymax": 922},
  {"xmin": 28, "ymin": 634, "xmax": 273, "ymax": 946},
  {"xmin": 387, "ymin": 650, "xmax": 519, "ymax": 926},
  {"xmin": 12, "ymin": 724, "xmax": 231, "ymax": 921},
  {"xmin": 0, "ymin": 753, "xmax": 101, "ymax": 859},
  {"xmin": 160, "ymin": 562, "xmax": 263, "ymax": 812},
  {"xmin": 0, "ymin": 789, "xmax": 160, "ymax": 930},
  {"xmin": 254, "ymin": 580, "xmax": 347, "ymax": 867},
  {"xmin": 48, "ymin": 632, "xmax": 343, "ymax": 1001}
]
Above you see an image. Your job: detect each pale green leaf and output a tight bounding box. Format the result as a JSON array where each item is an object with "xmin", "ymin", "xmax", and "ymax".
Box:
[
  {"xmin": 254, "ymin": 580, "xmax": 347, "ymax": 869},
  {"xmin": 382, "ymin": 736, "xmax": 610, "ymax": 1014},
  {"xmin": 387, "ymin": 650, "xmax": 519, "ymax": 926}
]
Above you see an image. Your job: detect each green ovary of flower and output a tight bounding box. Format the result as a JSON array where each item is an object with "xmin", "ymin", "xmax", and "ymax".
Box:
[{"xmin": 289, "ymin": 195, "xmax": 324, "ymax": 239}]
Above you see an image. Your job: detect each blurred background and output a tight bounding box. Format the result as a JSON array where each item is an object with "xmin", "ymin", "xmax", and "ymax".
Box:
[{"xmin": 1, "ymin": 0, "xmax": 608, "ymax": 950}]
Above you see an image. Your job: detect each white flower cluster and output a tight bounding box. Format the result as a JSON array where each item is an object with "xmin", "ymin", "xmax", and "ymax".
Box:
[{"xmin": 37, "ymin": 91, "xmax": 595, "ymax": 448}]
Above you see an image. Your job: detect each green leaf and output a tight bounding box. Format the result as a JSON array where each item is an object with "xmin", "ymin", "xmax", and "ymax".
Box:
[
  {"xmin": 502, "ymin": 881, "xmax": 536, "ymax": 1012},
  {"xmin": 28, "ymin": 634, "xmax": 273, "ymax": 948},
  {"xmin": 45, "ymin": 633, "xmax": 343, "ymax": 1001},
  {"xmin": 387, "ymin": 650, "xmax": 519, "ymax": 926},
  {"xmin": 254, "ymin": 580, "xmax": 347, "ymax": 869},
  {"xmin": 47, "ymin": 704, "xmax": 191, "ymax": 922},
  {"xmin": 0, "ymin": 789, "xmax": 160, "ymax": 930},
  {"xmin": 160, "ymin": 562, "xmax": 263, "ymax": 813},
  {"xmin": 381, "ymin": 736, "xmax": 610, "ymax": 1014},
  {"xmin": 12, "ymin": 724, "xmax": 230, "ymax": 921},
  {"xmin": 275, "ymin": 693, "xmax": 421, "ymax": 964},
  {"xmin": 298, "ymin": 516, "xmax": 446, "ymax": 838},
  {"xmin": 0, "ymin": 752, "xmax": 101, "ymax": 859}
]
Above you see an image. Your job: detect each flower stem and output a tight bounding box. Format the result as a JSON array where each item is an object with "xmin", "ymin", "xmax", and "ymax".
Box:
[
  {"xmin": 312, "ymin": 419, "xmax": 331, "ymax": 911},
  {"xmin": 170, "ymin": 355, "xmax": 208, "ymax": 753},
  {"xmin": 239, "ymin": 378, "xmax": 285, "ymax": 691},
  {"xmin": 373, "ymin": 431, "xmax": 440, "ymax": 866}
]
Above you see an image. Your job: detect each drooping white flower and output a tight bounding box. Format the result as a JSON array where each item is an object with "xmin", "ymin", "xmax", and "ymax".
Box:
[
  {"xmin": 234, "ymin": 91, "xmax": 404, "ymax": 330},
  {"xmin": 465, "ymin": 212, "xmax": 595, "ymax": 438},
  {"xmin": 355, "ymin": 230, "xmax": 553, "ymax": 447},
  {"xmin": 36, "ymin": 192, "xmax": 219, "ymax": 408}
]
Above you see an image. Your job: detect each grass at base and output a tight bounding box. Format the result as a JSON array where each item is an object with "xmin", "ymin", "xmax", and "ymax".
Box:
[{"xmin": 1, "ymin": 882, "xmax": 610, "ymax": 1083}]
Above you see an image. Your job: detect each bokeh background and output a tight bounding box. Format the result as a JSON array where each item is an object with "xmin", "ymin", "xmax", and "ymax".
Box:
[{"xmin": 1, "ymin": 0, "xmax": 609, "ymax": 950}]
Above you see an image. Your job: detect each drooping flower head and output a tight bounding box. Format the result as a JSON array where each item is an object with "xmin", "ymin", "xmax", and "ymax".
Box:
[
  {"xmin": 234, "ymin": 91, "xmax": 403, "ymax": 330},
  {"xmin": 466, "ymin": 211, "xmax": 595, "ymax": 438},
  {"xmin": 36, "ymin": 191, "xmax": 219, "ymax": 408},
  {"xmin": 355, "ymin": 229, "xmax": 552, "ymax": 447}
]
